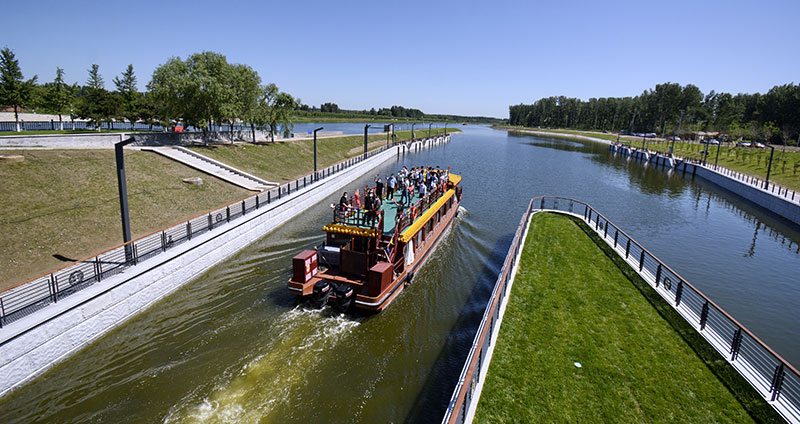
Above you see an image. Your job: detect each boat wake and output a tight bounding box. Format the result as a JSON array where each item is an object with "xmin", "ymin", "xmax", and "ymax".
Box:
[{"xmin": 163, "ymin": 307, "xmax": 359, "ymax": 423}]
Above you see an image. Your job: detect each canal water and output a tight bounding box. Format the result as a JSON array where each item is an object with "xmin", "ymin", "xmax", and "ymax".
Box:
[{"xmin": 1, "ymin": 125, "xmax": 798, "ymax": 423}]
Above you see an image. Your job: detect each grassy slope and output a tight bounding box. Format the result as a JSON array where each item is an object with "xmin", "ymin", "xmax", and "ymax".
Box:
[
  {"xmin": 475, "ymin": 213, "xmax": 778, "ymax": 423},
  {"xmin": 647, "ymin": 141, "xmax": 800, "ymax": 192},
  {"xmin": 0, "ymin": 150, "xmax": 250, "ymax": 290},
  {"xmin": 187, "ymin": 129, "xmax": 459, "ymax": 183},
  {"xmin": 499, "ymin": 125, "xmax": 800, "ymax": 192}
]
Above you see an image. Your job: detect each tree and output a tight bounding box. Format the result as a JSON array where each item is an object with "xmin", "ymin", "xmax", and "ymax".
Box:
[
  {"xmin": 149, "ymin": 51, "xmax": 240, "ymax": 137},
  {"xmin": 42, "ymin": 67, "xmax": 74, "ymax": 130},
  {"xmin": 0, "ymin": 48, "xmax": 38, "ymax": 132},
  {"xmin": 113, "ymin": 64, "xmax": 141, "ymax": 130},
  {"xmin": 256, "ymin": 83, "xmax": 297, "ymax": 142},
  {"xmin": 76, "ymin": 64, "xmax": 114, "ymax": 130}
]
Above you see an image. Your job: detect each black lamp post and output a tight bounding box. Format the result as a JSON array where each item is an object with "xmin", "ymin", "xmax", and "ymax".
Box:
[
  {"xmin": 364, "ymin": 124, "xmax": 371, "ymax": 157},
  {"xmin": 115, "ymin": 136, "xmax": 136, "ymax": 262},
  {"xmin": 313, "ymin": 127, "xmax": 323, "ymax": 172},
  {"xmin": 764, "ymin": 144, "xmax": 775, "ymax": 189},
  {"xmin": 671, "ymin": 109, "xmax": 684, "ymax": 155}
]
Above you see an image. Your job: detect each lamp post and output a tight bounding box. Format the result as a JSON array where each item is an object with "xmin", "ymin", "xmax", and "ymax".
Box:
[
  {"xmin": 671, "ymin": 109, "xmax": 684, "ymax": 155},
  {"xmin": 115, "ymin": 136, "xmax": 136, "ymax": 262},
  {"xmin": 764, "ymin": 144, "xmax": 775, "ymax": 189},
  {"xmin": 313, "ymin": 127, "xmax": 323, "ymax": 172},
  {"xmin": 364, "ymin": 124, "xmax": 371, "ymax": 157}
]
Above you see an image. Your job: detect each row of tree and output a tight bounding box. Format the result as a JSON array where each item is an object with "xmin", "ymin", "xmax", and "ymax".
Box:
[
  {"xmin": 0, "ymin": 48, "xmax": 297, "ymax": 139},
  {"xmin": 509, "ymin": 82, "xmax": 800, "ymax": 144},
  {"xmin": 296, "ymin": 102, "xmax": 425, "ymax": 119}
]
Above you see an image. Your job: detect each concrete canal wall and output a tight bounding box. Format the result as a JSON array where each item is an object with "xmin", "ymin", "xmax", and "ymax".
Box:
[
  {"xmin": 610, "ymin": 144, "xmax": 800, "ymax": 226},
  {"xmin": 0, "ymin": 135, "xmax": 450, "ymax": 397}
]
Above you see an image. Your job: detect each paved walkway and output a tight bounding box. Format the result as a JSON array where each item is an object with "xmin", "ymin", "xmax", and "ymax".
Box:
[{"xmin": 140, "ymin": 146, "xmax": 277, "ymax": 191}]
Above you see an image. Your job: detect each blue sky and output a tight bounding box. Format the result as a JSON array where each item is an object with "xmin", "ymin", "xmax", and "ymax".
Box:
[{"xmin": 4, "ymin": 0, "xmax": 799, "ymax": 118}]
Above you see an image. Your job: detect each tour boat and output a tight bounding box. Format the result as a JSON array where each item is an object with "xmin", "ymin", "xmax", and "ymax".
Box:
[{"xmin": 287, "ymin": 169, "xmax": 463, "ymax": 312}]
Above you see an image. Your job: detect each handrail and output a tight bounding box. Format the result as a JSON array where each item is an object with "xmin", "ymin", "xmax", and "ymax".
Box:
[
  {"xmin": 610, "ymin": 143, "xmax": 799, "ymax": 205},
  {"xmin": 0, "ymin": 135, "xmax": 450, "ymax": 329},
  {"xmin": 443, "ymin": 196, "xmax": 800, "ymax": 424}
]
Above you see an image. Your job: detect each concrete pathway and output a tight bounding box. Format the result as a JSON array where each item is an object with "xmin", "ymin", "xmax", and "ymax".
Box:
[{"xmin": 140, "ymin": 146, "xmax": 277, "ymax": 191}]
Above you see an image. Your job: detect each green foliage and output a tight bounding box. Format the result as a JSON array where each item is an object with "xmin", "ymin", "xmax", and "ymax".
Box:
[
  {"xmin": 510, "ymin": 82, "xmax": 800, "ymax": 143},
  {"xmin": 0, "ymin": 47, "xmax": 38, "ymax": 130},
  {"xmin": 44, "ymin": 68, "xmax": 74, "ymax": 128},
  {"xmin": 148, "ymin": 51, "xmax": 264, "ymax": 135},
  {"xmin": 75, "ymin": 64, "xmax": 115, "ymax": 129},
  {"xmin": 113, "ymin": 64, "xmax": 142, "ymax": 128}
]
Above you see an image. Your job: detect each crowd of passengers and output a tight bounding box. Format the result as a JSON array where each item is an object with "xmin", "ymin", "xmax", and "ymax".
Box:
[{"xmin": 338, "ymin": 166, "xmax": 450, "ymax": 227}]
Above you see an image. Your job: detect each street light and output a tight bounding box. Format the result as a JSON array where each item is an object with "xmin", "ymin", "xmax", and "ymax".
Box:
[
  {"xmin": 115, "ymin": 136, "xmax": 136, "ymax": 262},
  {"xmin": 313, "ymin": 127, "xmax": 323, "ymax": 172},
  {"xmin": 671, "ymin": 109, "xmax": 684, "ymax": 155},
  {"xmin": 764, "ymin": 144, "xmax": 776, "ymax": 189},
  {"xmin": 364, "ymin": 124, "xmax": 371, "ymax": 157}
]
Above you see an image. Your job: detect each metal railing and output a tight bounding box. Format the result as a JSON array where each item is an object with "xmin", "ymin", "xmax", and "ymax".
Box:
[
  {"xmin": 443, "ymin": 196, "xmax": 800, "ymax": 424},
  {"xmin": 442, "ymin": 198, "xmax": 534, "ymax": 423},
  {"xmin": 0, "ymin": 135, "xmax": 449, "ymax": 330},
  {"xmin": 611, "ymin": 143, "xmax": 799, "ymax": 205}
]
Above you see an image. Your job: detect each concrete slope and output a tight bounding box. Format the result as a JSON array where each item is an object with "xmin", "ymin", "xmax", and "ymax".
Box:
[{"xmin": 141, "ymin": 146, "xmax": 277, "ymax": 191}]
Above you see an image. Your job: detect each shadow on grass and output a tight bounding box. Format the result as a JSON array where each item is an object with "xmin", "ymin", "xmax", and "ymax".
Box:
[{"xmin": 571, "ymin": 215, "xmax": 783, "ymax": 423}]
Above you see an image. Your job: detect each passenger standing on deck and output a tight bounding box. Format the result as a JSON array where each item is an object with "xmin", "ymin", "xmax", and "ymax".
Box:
[
  {"xmin": 388, "ymin": 173, "xmax": 396, "ymax": 199},
  {"xmin": 375, "ymin": 174, "xmax": 384, "ymax": 199},
  {"xmin": 400, "ymin": 180, "xmax": 409, "ymax": 204}
]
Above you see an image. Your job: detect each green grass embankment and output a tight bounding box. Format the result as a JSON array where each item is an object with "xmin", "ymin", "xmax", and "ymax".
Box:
[
  {"xmin": 475, "ymin": 213, "xmax": 779, "ymax": 423},
  {"xmin": 187, "ymin": 128, "xmax": 459, "ymax": 183},
  {"xmin": 0, "ymin": 129, "xmax": 459, "ymax": 290},
  {"xmin": 645, "ymin": 141, "xmax": 800, "ymax": 192},
  {"xmin": 0, "ymin": 150, "xmax": 251, "ymax": 290}
]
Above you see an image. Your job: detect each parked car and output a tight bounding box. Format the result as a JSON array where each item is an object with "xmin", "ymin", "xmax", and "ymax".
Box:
[{"xmin": 736, "ymin": 141, "xmax": 752, "ymax": 147}]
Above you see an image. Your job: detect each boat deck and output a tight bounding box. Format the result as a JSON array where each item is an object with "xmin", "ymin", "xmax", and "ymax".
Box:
[{"xmin": 379, "ymin": 191, "xmax": 426, "ymax": 234}]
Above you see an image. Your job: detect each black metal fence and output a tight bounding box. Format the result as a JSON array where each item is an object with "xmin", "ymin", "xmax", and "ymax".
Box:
[
  {"xmin": 443, "ymin": 196, "xmax": 800, "ymax": 424},
  {"xmin": 0, "ymin": 120, "xmax": 262, "ymax": 133},
  {"xmin": 0, "ymin": 135, "xmax": 449, "ymax": 329},
  {"xmin": 442, "ymin": 199, "xmax": 534, "ymax": 423}
]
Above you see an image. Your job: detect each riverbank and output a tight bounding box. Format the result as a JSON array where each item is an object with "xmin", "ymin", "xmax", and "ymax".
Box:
[
  {"xmin": 0, "ymin": 129, "xmax": 459, "ymax": 290},
  {"xmin": 0, "ymin": 139, "xmax": 423, "ymax": 400},
  {"xmin": 474, "ymin": 213, "xmax": 778, "ymax": 422}
]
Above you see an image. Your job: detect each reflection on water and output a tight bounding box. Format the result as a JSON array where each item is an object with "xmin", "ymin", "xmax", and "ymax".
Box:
[{"xmin": 0, "ymin": 125, "xmax": 798, "ymax": 423}]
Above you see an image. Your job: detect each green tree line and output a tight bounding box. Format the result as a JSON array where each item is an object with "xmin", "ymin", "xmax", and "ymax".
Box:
[
  {"xmin": 0, "ymin": 48, "xmax": 297, "ymax": 138},
  {"xmin": 509, "ymin": 82, "xmax": 800, "ymax": 145}
]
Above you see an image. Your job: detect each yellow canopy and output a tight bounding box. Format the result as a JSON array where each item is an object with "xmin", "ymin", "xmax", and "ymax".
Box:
[
  {"xmin": 399, "ymin": 189, "xmax": 455, "ymax": 243},
  {"xmin": 322, "ymin": 224, "xmax": 380, "ymax": 238}
]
